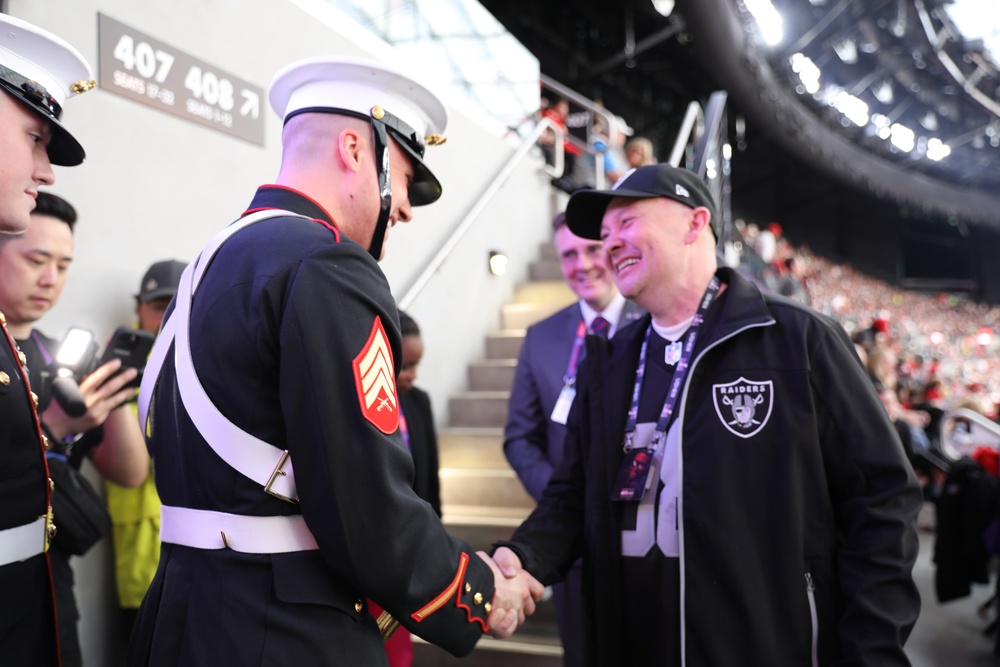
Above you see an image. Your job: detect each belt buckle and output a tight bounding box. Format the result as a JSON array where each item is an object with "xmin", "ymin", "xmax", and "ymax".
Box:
[{"xmin": 264, "ymin": 450, "xmax": 298, "ymax": 504}]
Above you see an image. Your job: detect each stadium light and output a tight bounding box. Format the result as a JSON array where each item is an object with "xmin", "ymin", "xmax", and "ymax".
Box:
[
  {"xmin": 833, "ymin": 91, "xmax": 869, "ymax": 127},
  {"xmin": 746, "ymin": 0, "xmax": 784, "ymax": 46},
  {"xmin": 651, "ymin": 0, "xmax": 675, "ymax": 17},
  {"xmin": 790, "ymin": 53, "xmax": 821, "ymax": 94},
  {"xmin": 890, "ymin": 123, "xmax": 916, "ymax": 152},
  {"xmin": 926, "ymin": 137, "xmax": 951, "ymax": 161}
]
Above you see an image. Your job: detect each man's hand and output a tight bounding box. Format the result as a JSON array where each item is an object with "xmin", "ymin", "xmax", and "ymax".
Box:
[
  {"xmin": 43, "ymin": 359, "xmax": 138, "ymax": 441},
  {"xmin": 477, "ymin": 549, "xmax": 545, "ymax": 639}
]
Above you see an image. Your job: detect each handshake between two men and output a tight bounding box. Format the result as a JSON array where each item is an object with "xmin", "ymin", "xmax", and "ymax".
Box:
[{"xmin": 476, "ymin": 548, "xmax": 544, "ymax": 639}]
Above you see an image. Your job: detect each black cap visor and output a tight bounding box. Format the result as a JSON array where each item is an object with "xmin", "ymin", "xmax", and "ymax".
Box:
[
  {"xmin": 0, "ymin": 68, "xmax": 85, "ymax": 166},
  {"xmin": 392, "ymin": 131, "xmax": 442, "ymax": 207},
  {"xmin": 565, "ymin": 189, "xmax": 659, "ymax": 240}
]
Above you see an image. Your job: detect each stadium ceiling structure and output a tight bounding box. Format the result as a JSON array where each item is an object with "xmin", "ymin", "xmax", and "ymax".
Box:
[{"xmin": 482, "ymin": 0, "xmax": 1000, "ymax": 227}]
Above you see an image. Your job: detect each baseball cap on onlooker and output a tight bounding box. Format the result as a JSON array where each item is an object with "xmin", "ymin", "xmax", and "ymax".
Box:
[
  {"xmin": 0, "ymin": 13, "xmax": 95, "ymax": 166},
  {"xmin": 565, "ymin": 164, "xmax": 719, "ymax": 241},
  {"xmin": 137, "ymin": 260, "xmax": 186, "ymax": 303}
]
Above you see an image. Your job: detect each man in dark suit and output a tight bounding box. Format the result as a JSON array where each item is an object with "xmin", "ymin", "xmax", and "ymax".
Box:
[{"xmin": 504, "ymin": 212, "xmax": 643, "ymax": 666}]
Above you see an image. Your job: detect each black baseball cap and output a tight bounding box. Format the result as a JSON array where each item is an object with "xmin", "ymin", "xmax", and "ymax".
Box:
[
  {"xmin": 137, "ymin": 260, "xmax": 186, "ymax": 303},
  {"xmin": 566, "ymin": 164, "xmax": 719, "ymax": 240}
]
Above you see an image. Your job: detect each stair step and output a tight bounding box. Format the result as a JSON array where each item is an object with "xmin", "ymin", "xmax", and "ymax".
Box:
[
  {"xmin": 439, "ymin": 468, "xmax": 534, "ymax": 510},
  {"xmin": 413, "ymin": 632, "xmax": 562, "ymax": 667},
  {"xmin": 485, "ymin": 331, "xmax": 525, "ymax": 360},
  {"xmin": 528, "ymin": 260, "xmax": 563, "ymax": 282},
  {"xmin": 449, "ymin": 391, "xmax": 509, "ymax": 428},
  {"xmin": 445, "ymin": 522, "xmax": 515, "ymax": 554},
  {"xmin": 468, "ymin": 360, "xmax": 517, "ymax": 391},
  {"xmin": 501, "ymin": 303, "xmax": 564, "ymax": 330},
  {"xmin": 512, "ymin": 281, "xmax": 574, "ymax": 307},
  {"xmin": 437, "ymin": 428, "xmax": 506, "ymax": 469}
]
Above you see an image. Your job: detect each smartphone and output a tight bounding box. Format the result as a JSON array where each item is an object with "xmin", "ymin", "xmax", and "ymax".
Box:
[{"xmin": 98, "ymin": 327, "xmax": 156, "ymax": 389}]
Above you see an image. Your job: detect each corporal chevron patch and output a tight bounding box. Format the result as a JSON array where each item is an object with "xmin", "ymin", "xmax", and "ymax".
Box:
[{"xmin": 352, "ymin": 317, "xmax": 398, "ymax": 434}]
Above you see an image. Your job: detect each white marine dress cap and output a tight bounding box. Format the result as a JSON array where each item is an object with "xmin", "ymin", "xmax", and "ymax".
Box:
[
  {"xmin": 0, "ymin": 13, "xmax": 95, "ymax": 166},
  {"xmin": 269, "ymin": 56, "xmax": 448, "ymax": 205}
]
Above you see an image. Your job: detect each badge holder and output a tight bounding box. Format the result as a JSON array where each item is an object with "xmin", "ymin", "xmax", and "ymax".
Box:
[{"xmin": 611, "ymin": 434, "xmax": 659, "ymax": 502}]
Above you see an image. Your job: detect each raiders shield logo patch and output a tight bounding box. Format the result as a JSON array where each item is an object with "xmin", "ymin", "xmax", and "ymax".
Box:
[
  {"xmin": 352, "ymin": 317, "xmax": 399, "ymax": 434},
  {"xmin": 712, "ymin": 377, "xmax": 773, "ymax": 439}
]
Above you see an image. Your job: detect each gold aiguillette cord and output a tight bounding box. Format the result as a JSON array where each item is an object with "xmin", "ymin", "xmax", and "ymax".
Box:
[{"xmin": 377, "ymin": 611, "xmax": 400, "ymax": 641}]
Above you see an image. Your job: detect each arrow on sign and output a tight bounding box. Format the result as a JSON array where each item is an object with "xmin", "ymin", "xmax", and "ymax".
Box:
[{"xmin": 240, "ymin": 89, "xmax": 259, "ymax": 119}]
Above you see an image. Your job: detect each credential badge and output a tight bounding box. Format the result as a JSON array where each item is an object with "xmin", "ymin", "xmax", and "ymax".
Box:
[{"xmin": 712, "ymin": 376, "xmax": 773, "ymax": 439}]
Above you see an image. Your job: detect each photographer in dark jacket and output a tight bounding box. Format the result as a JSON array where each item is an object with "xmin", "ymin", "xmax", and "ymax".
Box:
[
  {"xmin": 0, "ymin": 191, "xmax": 147, "ymax": 666},
  {"xmin": 494, "ymin": 165, "xmax": 922, "ymax": 666}
]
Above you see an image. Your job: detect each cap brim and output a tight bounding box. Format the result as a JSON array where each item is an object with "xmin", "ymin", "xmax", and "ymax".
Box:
[
  {"xmin": 47, "ymin": 117, "xmax": 85, "ymax": 166},
  {"xmin": 138, "ymin": 289, "xmax": 177, "ymax": 303},
  {"xmin": 0, "ymin": 85, "xmax": 85, "ymax": 166},
  {"xmin": 394, "ymin": 133, "xmax": 441, "ymax": 206},
  {"xmin": 565, "ymin": 188, "xmax": 659, "ymax": 240}
]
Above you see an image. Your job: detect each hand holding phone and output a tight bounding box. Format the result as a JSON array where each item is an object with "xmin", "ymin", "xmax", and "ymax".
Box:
[{"xmin": 98, "ymin": 327, "xmax": 156, "ymax": 389}]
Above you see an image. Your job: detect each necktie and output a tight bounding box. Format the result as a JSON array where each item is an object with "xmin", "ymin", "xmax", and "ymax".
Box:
[{"xmin": 591, "ymin": 316, "xmax": 611, "ymax": 339}]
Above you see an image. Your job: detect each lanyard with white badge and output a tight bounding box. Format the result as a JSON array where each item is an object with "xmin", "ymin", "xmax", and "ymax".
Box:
[
  {"xmin": 611, "ymin": 277, "xmax": 721, "ymax": 501},
  {"xmin": 550, "ymin": 320, "xmax": 589, "ymax": 425}
]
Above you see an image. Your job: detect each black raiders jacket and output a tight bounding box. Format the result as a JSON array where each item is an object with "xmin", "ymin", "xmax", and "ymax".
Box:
[{"xmin": 501, "ymin": 267, "xmax": 922, "ymax": 667}]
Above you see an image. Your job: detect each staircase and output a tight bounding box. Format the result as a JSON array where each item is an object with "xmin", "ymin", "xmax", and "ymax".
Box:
[{"xmin": 413, "ymin": 242, "xmax": 575, "ymax": 667}]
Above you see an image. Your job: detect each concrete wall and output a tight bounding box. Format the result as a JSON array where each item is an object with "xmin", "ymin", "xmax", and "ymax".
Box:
[{"xmin": 8, "ymin": 0, "xmax": 555, "ymax": 662}]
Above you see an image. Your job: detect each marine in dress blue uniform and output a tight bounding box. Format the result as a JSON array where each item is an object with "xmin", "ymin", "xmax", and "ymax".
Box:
[
  {"xmin": 128, "ymin": 57, "xmax": 539, "ymax": 666},
  {"xmin": 0, "ymin": 14, "xmax": 94, "ymax": 667}
]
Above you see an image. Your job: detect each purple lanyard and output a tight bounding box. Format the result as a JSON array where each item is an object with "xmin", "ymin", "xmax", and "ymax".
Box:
[
  {"xmin": 398, "ymin": 403, "xmax": 411, "ymax": 451},
  {"xmin": 31, "ymin": 330, "xmax": 53, "ymax": 365},
  {"xmin": 622, "ymin": 277, "xmax": 721, "ymax": 452},
  {"xmin": 561, "ymin": 320, "xmax": 589, "ymax": 387}
]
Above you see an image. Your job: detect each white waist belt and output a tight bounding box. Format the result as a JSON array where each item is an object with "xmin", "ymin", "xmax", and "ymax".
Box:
[
  {"xmin": 160, "ymin": 505, "xmax": 319, "ymax": 554},
  {"xmin": 0, "ymin": 517, "xmax": 47, "ymax": 567}
]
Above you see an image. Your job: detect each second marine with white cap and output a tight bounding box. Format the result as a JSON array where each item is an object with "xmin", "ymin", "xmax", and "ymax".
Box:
[
  {"xmin": 0, "ymin": 12, "xmax": 94, "ymax": 667},
  {"xmin": 127, "ymin": 56, "xmax": 543, "ymax": 666}
]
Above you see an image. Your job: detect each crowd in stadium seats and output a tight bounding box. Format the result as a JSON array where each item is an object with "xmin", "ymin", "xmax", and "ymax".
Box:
[{"xmin": 736, "ymin": 221, "xmax": 1000, "ymax": 425}]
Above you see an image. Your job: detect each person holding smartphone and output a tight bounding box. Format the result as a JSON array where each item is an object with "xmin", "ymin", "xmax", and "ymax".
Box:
[
  {"xmin": 0, "ymin": 191, "xmax": 149, "ymax": 666},
  {"xmin": 105, "ymin": 259, "xmax": 185, "ymax": 656}
]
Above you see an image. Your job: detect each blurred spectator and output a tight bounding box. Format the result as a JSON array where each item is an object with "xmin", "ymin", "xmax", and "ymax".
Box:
[
  {"xmin": 776, "ymin": 256, "xmax": 809, "ymax": 304},
  {"xmin": 755, "ymin": 222, "xmax": 779, "ymax": 265},
  {"xmin": 0, "ymin": 193, "xmax": 145, "ymax": 667},
  {"xmin": 369, "ymin": 310, "xmax": 442, "ymax": 667},
  {"xmin": 581, "ymin": 113, "xmax": 628, "ymax": 187},
  {"xmin": 623, "ymin": 136, "xmax": 656, "ymax": 169},
  {"xmin": 539, "ymin": 97, "xmax": 581, "ymax": 193},
  {"xmin": 105, "ymin": 260, "xmax": 185, "ymax": 655}
]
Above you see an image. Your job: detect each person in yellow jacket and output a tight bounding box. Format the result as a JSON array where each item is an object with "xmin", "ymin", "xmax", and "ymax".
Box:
[{"xmin": 104, "ymin": 260, "xmax": 184, "ymax": 647}]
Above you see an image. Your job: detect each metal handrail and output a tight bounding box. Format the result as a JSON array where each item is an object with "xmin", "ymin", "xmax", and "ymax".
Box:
[
  {"xmin": 940, "ymin": 407, "xmax": 1000, "ymax": 461},
  {"xmin": 540, "ymin": 73, "xmax": 626, "ymax": 142},
  {"xmin": 398, "ymin": 117, "xmax": 565, "ymax": 311},
  {"xmin": 668, "ymin": 101, "xmax": 705, "ymax": 168}
]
